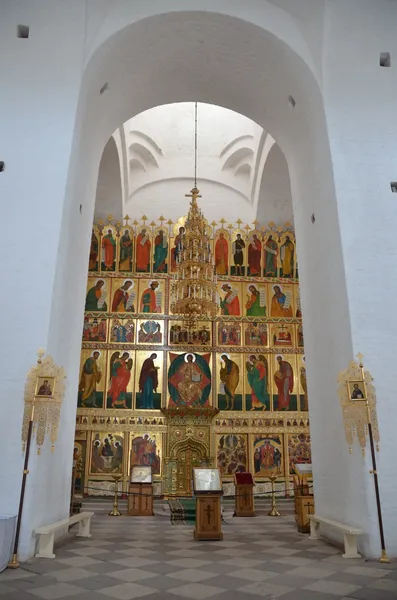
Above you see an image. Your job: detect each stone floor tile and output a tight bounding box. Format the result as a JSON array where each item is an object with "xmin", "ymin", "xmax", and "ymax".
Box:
[
  {"xmin": 252, "ymin": 540, "xmax": 287, "ymax": 547},
  {"xmin": 27, "ymin": 583, "xmax": 86, "ymax": 599},
  {"xmin": 56, "ymin": 557, "xmax": 104, "ymax": 568},
  {"xmin": 168, "ymin": 583, "xmax": 227, "ymax": 599},
  {"xmin": 208, "ymin": 540, "xmax": 245, "ymax": 548},
  {"xmin": 212, "ymin": 548, "xmax": 254, "ymax": 556},
  {"xmin": 368, "ymin": 577, "xmax": 397, "ymax": 592},
  {"xmin": 272, "ymin": 556, "xmax": 317, "ymax": 567},
  {"xmin": 50, "ymin": 568, "xmax": 100, "ymax": 582},
  {"xmin": 282, "ymin": 590, "xmax": 343, "ymax": 600},
  {"xmin": 349, "ymin": 588, "xmax": 397, "ymax": 600},
  {"xmin": 215, "ymin": 557, "xmax": 265, "ymax": 568},
  {"xmin": 0, "ymin": 582, "xmax": 16, "ymax": 594},
  {"xmin": 306, "ymin": 545, "xmax": 341, "ymax": 555},
  {"xmin": 79, "ymin": 562, "xmax": 129, "ymax": 575},
  {"xmin": 304, "ymin": 580, "xmax": 362, "ymax": 596},
  {"xmin": 76, "ymin": 540, "xmax": 115, "ymax": 547},
  {"xmin": 0, "ymin": 593, "xmax": 39, "ymax": 600},
  {"xmin": 324, "ymin": 572, "xmax": 379, "ymax": 587},
  {"xmin": 107, "ymin": 568, "xmax": 157, "ymax": 583},
  {"xmin": 122, "ymin": 541, "xmax": 158, "ymax": 549},
  {"xmin": 76, "ymin": 574, "xmax": 128, "ymax": 591},
  {"xmin": 144, "ymin": 575, "xmax": 195, "ymax": 592},
  {"xmin": 5, "ymin": 576, "xmax": 59, "ymax": 591},
  {"xmin": 166, "ymin": 568, "xmax": 218, "ymax": 583},
  {"xmin": 0, "ymin": 569, "xmax": 40, "ymax": 581},
  {"xmin": 343, "ymin": 566, "xmax": 392, "ymax": 578},
  {"xmin": 136, "ymin": 563, "xmax": 181, "ymax": 576},
  {"xmin": 321, "ymin": 555, "xmax": 362, "ymax": 565},
  {"xmin": 197, "ymin": 562, "xmax": 247, "ymax": 576},
  {"xmin": 56, "ymin": 594, "xmax": 110, "ymax": 600},
  {"xmin": 67, "ymin": 547, "xmax": 109, "ymax": 557},
  {"xmin": 260, "ymin": 547, "xmax": 301, "ymax": 556},
  {"xmin": 24, "ymin": 562, "xmax": 75, "ymax": 575},
  {"xmin": 266, "ymin": 574, "xmax": 319, "ymax": 589},
  {"xmin": 258, "ymin": 561, "xmax": 299, "ymax": 574},
  {"xmin": 98, "ymin": 582, "xmax": 156, "ymax": 599},
  {"xmin": 236, "ymin": 580, "xmax": 294, "ymax": 597},
  {"xmin": 166, "ymin": 549, "xmax": 208, "ymax": 558},
  {"xmin": 165, "ymin": 558, "xmax": 212, "ymax": 568},
  {"xmin": 113, "ymin": 549, "xmax": 157, "ymax": 557},
  {"xmin": 285, "ymin": 566, "xmax": 337, "ymax": 579},
  {"xmin": 109, "ymin": 557, "xmax": 160, "ymax": 569},
  {"xmin": 228, "ymin": 568, "xmax": 280, "ymax": 582}
]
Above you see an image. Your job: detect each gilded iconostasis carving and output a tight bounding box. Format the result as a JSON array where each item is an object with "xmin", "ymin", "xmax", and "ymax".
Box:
[{"xmin": 75, "ymin": 216, "xmax": 310, "ymax": 496}]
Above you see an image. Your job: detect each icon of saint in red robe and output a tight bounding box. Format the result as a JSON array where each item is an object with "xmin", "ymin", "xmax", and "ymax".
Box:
[
  {"xmin": 102, "ymin": 229, "xmax": 116, "ymax": 271},
  {"xmin": 274, "ymin": 356, "xmax": 294, "ymax": 410},
  {"xmin": 136, "ymin": 228, "xmax": 151, "ymax": 272},
  {"xmin": 220, "ymin": 284, "xmax": 240, "ymax": 316},
  {"xmin": 140, "ymin": 281, "xmax": 159, "ymax": 313},
  {"xmin": 107, "ymin": 351, "xmax": 133, "ymax": 408},
  {"xmin": 248, "ymin": 234, "xmax": 261, "ymax": 276},
  {"xmin": 215, "ymin": 233, "xmax": 229, "ymax": 275}
]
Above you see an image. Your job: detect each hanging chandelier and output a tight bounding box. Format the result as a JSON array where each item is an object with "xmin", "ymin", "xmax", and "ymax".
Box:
[{"xmin": 170, "ymin": 103, "xmax": 218, "ymax": 332}]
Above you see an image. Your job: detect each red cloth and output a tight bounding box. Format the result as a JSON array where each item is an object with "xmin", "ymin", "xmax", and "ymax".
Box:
[
  {"xmin": 234, "ymin": 473, "xmax": 254, "ymax": 485},
  {"xmin": 215, "ymin": 237, "xmax": 229, "ymax": 274},
  {"xmin": 107, "ymin": 361, "xmax": 131, "ymax": 406},
  {"xmin": 136, "ymin": 234, "xmax": 151, "ymax": 271},
  {"xmin": 248, "ymin": 238, "xmax": 261, "ymax": 275},
  {"xmin": 102, "ymin": 236, "xmax": 115, "ymax": 269}
]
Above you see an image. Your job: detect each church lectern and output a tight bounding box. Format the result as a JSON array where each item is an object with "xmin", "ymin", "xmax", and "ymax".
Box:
[
  {"xmin": 234, "ymin": 472, "xmax": 255, "ymax": 517},
  {"xmin": 193, "ymin": 467, "xmax": 223, "ymax": 541},
  {"xmin": 128, "ymin": 466, "xmax": 154, "ymax": 516},
  {"xmin": 293, "ymin": 464, "xmax": 314, "ymax": 533}
]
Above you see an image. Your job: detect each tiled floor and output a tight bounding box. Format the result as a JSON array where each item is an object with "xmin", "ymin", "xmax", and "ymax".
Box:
[{"xmin": 1, "ymin": 500, "xmax": 396, "ymax": 600}]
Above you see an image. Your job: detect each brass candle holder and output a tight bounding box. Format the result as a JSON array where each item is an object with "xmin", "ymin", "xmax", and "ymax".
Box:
[
  {"xmin": 109, "ymin": 474, "xmax": 122, "ymax": 516},
  {"xmin": 267, "ymin": 474, "xmax": 281, "ymax": 517}
]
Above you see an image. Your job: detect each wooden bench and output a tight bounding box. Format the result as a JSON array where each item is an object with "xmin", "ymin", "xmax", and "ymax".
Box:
[
  {"xmin": 35, "ymin": 511, "xmax": 94, "ymax": 559},
  {"xmin": 309, "ymin": 515, "xmax": 363, "ymax": 559}
]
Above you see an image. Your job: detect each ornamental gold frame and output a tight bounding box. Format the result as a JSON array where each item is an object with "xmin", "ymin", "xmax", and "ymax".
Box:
[{"xmin": 77, "ymin": 217, "xmax": 308, "ymax": 493}]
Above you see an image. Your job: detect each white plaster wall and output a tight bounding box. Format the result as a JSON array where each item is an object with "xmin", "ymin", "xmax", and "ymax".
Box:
[
  {"xmin": 3, "ymin": 0, "xmax": 396, "ymax": 559},
  {"xmin": 123, "ymin": 103, "xmax": 262, "ymax": 221},
  {"xmin": 95, "ymin": 136, "xmax": 123, "ymax": 222},
  {"xmin": 125, "ymin": 178, "xmax": 256, "ymax": 223},
  {"xmin": 0, "ymin": 0, "xmax": 87, "ymax": 558},
  {"xmin": 322, "ymin": 0, "xmax": 397, "ymax": 554},
  {"xmin": 256, "ymin": 143, "xmax": 293, "ymax": 225}
]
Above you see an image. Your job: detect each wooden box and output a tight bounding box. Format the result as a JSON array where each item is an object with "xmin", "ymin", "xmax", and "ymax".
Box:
[
  {"xmin": 194, "ymin": 494, "xmax": 223, "ymax": 541},
  {"xmin": 128, "ymin": 483, "xmax": 154, "ymax": 516},
  {"xmin": 234, "ymin": 472, "xmax": 255, "ymax": 517},
  {"xmin": 295, "ymin": 492, "xmax": 314, "ymax": 533}
]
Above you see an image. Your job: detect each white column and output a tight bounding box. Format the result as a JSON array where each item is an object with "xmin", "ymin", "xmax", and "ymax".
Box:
[
  {"xmin": 314, "ymin": 0, "xmax": 397, "ymax": 556},
  {"xmin": 0, "ymin": 1, "xmax": 87, "ymax": 559}
]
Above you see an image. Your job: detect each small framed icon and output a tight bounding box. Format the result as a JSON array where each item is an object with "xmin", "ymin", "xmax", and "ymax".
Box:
[
  {"xmin": 130, "ymin": 465, "xmax": 152, "ymax": 484},
  {"xmin": 347, "ymin": 381, "xmax": 366, "ymax": 401},
  {"xmin": 193, "ymin": 467, "xmax": 222, "ymax": 494},
  {"xmin": 35, "ymin": 376, "xmax": 55, "ymax": 397}
]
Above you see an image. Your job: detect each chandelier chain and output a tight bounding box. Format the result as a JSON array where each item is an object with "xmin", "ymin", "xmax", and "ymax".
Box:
[{"xmin": 194, "ymin": 101, "xmax": 198, "ymax": 188}]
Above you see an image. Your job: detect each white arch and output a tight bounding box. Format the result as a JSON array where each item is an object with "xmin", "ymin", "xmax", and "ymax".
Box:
[
  {"xmin": 252, "ymin": 132, "xmax": 276, "ymax": 211},
  {"xmin": 37, "ymin": 5, "xmax": 379, "ymax": 559}
]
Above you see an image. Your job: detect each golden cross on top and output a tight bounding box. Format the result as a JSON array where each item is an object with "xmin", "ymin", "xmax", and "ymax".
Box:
[
  {"xmin": 124, "ymin": 215, "xmax": 130, "ymax": 225},
  {"xmin": 357, "ymin": 353, "xmax": 364, "ymax": 367},
  {"xmin": 185, "ymin": 187, "xmax": 201, "ymax": 201}
]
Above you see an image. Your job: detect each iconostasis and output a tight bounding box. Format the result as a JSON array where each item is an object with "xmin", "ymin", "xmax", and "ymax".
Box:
[{"xmin": 75, "ymin": 216, "xmax": 310, "ymax": 497}]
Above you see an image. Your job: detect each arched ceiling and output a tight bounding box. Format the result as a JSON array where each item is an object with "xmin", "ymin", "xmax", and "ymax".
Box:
[{"xmin": 94, "ymin": 102, "xmax": 293, "ymax": 224}]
